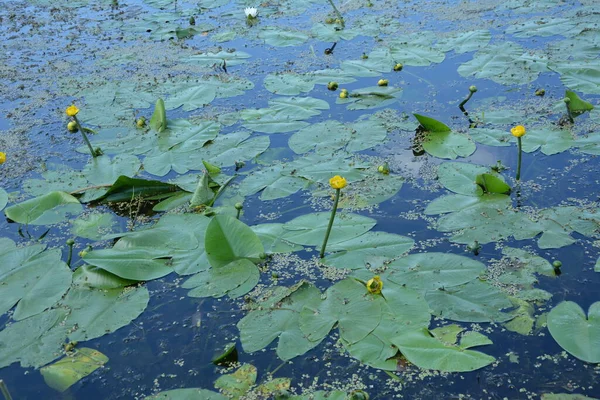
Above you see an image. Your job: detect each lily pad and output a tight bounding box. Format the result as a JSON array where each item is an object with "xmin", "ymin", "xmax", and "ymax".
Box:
[
  {"xmin": 40, "ymin": 348, "xmax": 109, "ymax": 392},
  {"xmin": 391, "ymin": 328, "xmax": 495, "ymax": 372},
  {"xmin": 299, "ymin": 278, "xmax": 382, "ymax": 345},
  {"xmin": 324, "ymin": 232, "xmax": 414, "ymax": 270},
  {"xmin": 5, "ymin": 191, "xmax": 83, "ymax": 225},
  {"xmin": 61, "ymin": 285, "xmax": 150, "ymax": 342},
  {"xmin": 182, "ymin": 258, "xmax": 260, "ymax": 299},
  {"xmin": 205, "ymin": 215, "xmax": 264, "ymax": 268},
  {"xmin": 282, "ymin": 212, "xmax": 376, "ymax": 247},
  {"xmin": 0, "ymin": 247, "xmax": 72, "ymax": 321},
  {"xmin": 238, "ymin": 282, "xmax": 325, "ymax": 360},
  {"xmin": 548, "ymin": 301, "xmax": 600, "ymax": 363}
]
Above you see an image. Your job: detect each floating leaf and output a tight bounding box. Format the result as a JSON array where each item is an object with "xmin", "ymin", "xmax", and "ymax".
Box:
[
  {"xmin": 145, "ymin": 388, "xmax": 226, "ymax": 400},
  {"xmin": 282, "ymin": 213, "xmax": 376, "ymax": 247},
  {"xmin": 150, "ymin": 98, "xmax": 167, "ymax": 133},
  {"xmin": 475, "ymin": 173, "xmax": 511, "ymax": 194},
  {"xmin": 548, "ymin": 301, "xmax": 600, "ymax": 363},
  {"xmin": 214, "ymin": 364, "xmax": 257, "ymax": 399},
  {"xmin": 259, "ymin": 27, "xmax": 309, "ymax": 47},
  {"xmin": 425, "ymin": 280, "xmax": 516, "ymax": 322},
  {"xmin": 71, "ymin": 212, "xmax": 116, "ymax": 240},
  {"xmin": 83, "ymin": 248, "xmax": 173, "ymax": 281},
  {"xmin": 324, "ymin": 232, "xmax": 414, "ymax": 270},
  {"xmin": 183, "ymin": 258, "xmax": 259, "ymax": 299},
  {"xmin": 0, "ymin": 309, "xmax": 69, "ymax": 369},
  {"xmin": 385, "ymin": 252, "xmax": 486, "ymax": 291},
  {"xmin": 437, "ymin": 162, "xmax": 490, "ymax": 196},
  {"xmin": 252, "ymin": 223, "xmax": 303, "ymax": 253},
  {"xmin": 238, "ymin": 282, "xmax": 325, "ymax": 360},
  {"xmin": 413, "ymin": 114, "xmax": 451, "ymax": 132},
  {"xmin": 205, "ymin": 215, "xmax": 264, "ymax": 269},
  {"xmin": 0, "ymin": 188, "xmax": 8, "ymax": 211},
  {"xmin": 0, "ymin": 247, "xmax": 72, "ymax": 321},
  {"xmin": 72, "ymin": 265, "xmax": 138, "ymax": 290},
  {"xmin": 391, "ymin": 329, "xmax": 495, "ymax": 372},
  {"xmin": 40, "ymin": 348, "xmax": 109, "ymax": 392},
  {"xmin": 93, "ymin": 176, "xmax": 182, "ymax": 203},
  {"xmin": 422, "ymin": 131, "xmax": 476, "ymax": 159},
  {"xmin": 61, "ymin": 286, "xmax": 149, "ymax": 342},
  {"xmin": 299, "ymin": 279, "xmax": 382, "ymax": 345},
  {"xmin": 5, "ymin": 191, "xmax": 83, "ymax": 225},
  {"xmin": 565, "ymin": 90, "xmax": 594, "ymax": 116}
]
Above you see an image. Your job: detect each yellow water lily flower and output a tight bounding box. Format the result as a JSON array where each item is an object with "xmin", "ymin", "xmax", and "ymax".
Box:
[
  {"xmin": 329, "ymin": 175, "xmax": 347, "ymax": 190},
  {"xmin": 0, "ymin": 152, "xmax": 5, "ymax": 164},
  {"xmin": 510, "ymin": 125, "xmax": 526, "ymax": 138},
  {"xmin": 366, "ymin": 275, "xmax": 383, "ymax": 295},
  {"xmin": 65, "ymin": 104, "xmax": 79, "ymax": 117}
]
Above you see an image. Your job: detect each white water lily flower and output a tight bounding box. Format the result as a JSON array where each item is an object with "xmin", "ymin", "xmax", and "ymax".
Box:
[{"xmin": 245, "ymin": 7, "xmax": 258, "ymax": 18}]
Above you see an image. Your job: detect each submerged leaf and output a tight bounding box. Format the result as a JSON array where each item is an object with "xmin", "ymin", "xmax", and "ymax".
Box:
[{"xmin": 41, "ymin": 348, "xmax": 109, "ymax": 392}]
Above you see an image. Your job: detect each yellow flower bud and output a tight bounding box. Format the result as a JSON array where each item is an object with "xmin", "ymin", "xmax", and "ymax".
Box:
[
  {"xmin": 377, "ymin": 79, "xmax": 388, "ymax": 87},
  {"xmin": 0, "ymin": 151, "xmax": 5, "ymax": 164},
  {"xmin": 510, "ymin": 125, "xmax": 526, "ymax": 138},
  {"xmin": 65, "ymin": 104, "xmax": 79, "ymax": 117},
  {"xmin": 339, "ymin": 91, "xmax": 348, "ymax": 99},
  {"xmin": 329, "ymin": 175, "xmax": 347, "ymax": 189},
  {"xmin": 366, "ymin": 275, "xmax": 383, "ymax": 294},
  {"xmin": 67, "ymin": 121, "xmax": 78, "ymax": 132}
]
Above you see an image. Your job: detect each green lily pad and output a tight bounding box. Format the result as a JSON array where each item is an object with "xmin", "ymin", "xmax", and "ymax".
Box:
[
  {"xmin": 425, "ymin": 280, "xmax": 516, "ymax": 322},
  {"xmin": 214, "ymin": 364, "xmax": 256, "ymax": 398},
  {"xmin": 61, "ymin": 285, "xmax": 149, "ymax": 342},
  {"xmin": 565, "ymin": 90, "xmax": 594, "ymax": 115},
  {"xmin": 282, "ymin": 212, "xmax": 376, "ymax": 247},
  {"xmin": 182, "ymin": 258, "xmax": 260, "ymax": 299},
  {"xmin": 548, "ymin": 301, "xmax": 600, "ymax": 363},
  {"xmin": 259, "ymin": 27, "xmax": 309, "ymax": 47},
  {"xmin": 205, "ymin": 215, "xmax": 264, "ymax": 268},
  {"xmin": 40, "ymin": 348, "xmax": 109, "ymax": 392},
  {"xmin": 0, "ymin": 308, "xmax": 70, "ymax": 369},
  {"xmin": 422, "ymin": 130, "xmax": 476, "ymax": 159},
  {"xmin": 145, "ymin": 388, "xmax": 226, "ymax": 400},
  {"xmin": 264, "ymin": 73, "xmax": 314, "ymax": 95},
  {"xmin": 385, "ymin": 252, "xmax": 486, "ymax": 291},
  {"xmin": 0, "ymin": 247, "xmax": 71, "ymax": 321},
  {"xmin": 71, "ymin": 212, "xmax": 116, "ymax": 240},
  {"xmin": 436, "ymin": 162, "xmax": 491, "ymax": 196},
  {"xmin": 324, "ymin": 232, "xmax": 414, "ymax": 270},
  {"xmin": 391, "ymin": 328, "xmax": 495, "ymax": 372},
  {"xmin": 5, "ymin": 191, "xmax": 83, "ymax": 225},
  {"xmin": 299, "ymin": 278, "xmax": 382, "ymax": 345},
  {"xmin": 252, "ymin": 223, "xmax": 304, "ymax": 253},
  {"xmin": 83, "ymin": 248, "xmax": 173, "ymax": 281},
  {"xmin": 0, "ymin": 187, "xmax": 8, "ymax": 211},
  {"xmin": 238, "ymin": 282, "xmax": 325, "ymax": 360},
  {"xmin": 72, "ymin": 265, "xmax": 138, "ymax": 290}
]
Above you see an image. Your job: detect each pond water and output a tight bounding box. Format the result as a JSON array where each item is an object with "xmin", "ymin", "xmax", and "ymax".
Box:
[{"xmin": 1, "ymin": 0, "xmax": 600, "ymax": 399}]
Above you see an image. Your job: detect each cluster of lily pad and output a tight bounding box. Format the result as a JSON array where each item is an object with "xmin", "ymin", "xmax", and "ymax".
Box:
[{"xmin": 1, "ymin": 0, "xmax": 600, "ymax": 398}]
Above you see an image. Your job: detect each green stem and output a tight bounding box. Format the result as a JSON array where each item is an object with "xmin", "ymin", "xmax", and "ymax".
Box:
[
  {"xmin": 320, "ymin": 188, "xmax": 340, "ymax": 258},
  {"xmin": 325, "ymin": 0, "xmax": 345, "ymax": 28},
  {"xmin": 0, "ymin": 380, "xmax": 13, "ymax": 400},
  {"xmin": 236, "ymin": 208, "xmax": 241, "ymax": 220},
  {"xmin": 516, "ymin": 136, "xmax": 522, "ymax": 181},
  {"xmin": 66, "ymin": 243, "xmax": 74, "ymax": 267},
  {"xmin": 458, "ymin": 91, "xmax": 474, "ymax": 110},
  {"xmin": 73, "ymin": 116, "xmax": 98, "ymax": 157},
  {"xmin": 566, "ymin": 102, "xmax": 574, "ymax": 124}
]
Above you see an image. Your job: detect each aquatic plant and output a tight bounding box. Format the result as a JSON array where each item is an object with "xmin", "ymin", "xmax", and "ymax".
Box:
[
  {"xmin": 320, "ymin": 175, "xmax": 347, "ymax": 258},
  {"xmin": 510, "ymin": 125, "xmax": 526, "ymax": 181}
]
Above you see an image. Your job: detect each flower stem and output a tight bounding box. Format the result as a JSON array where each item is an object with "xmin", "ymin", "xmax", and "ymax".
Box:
[
  {"xmin": 320, "ymin": 188, "xmax": 340, "ymax": 258},
  {"xmin": 516, "ymin": 136, "xmax": 522, "ymax": 181},
  {"xmin": 0, "ymin": 380, "xmax": 13, "ymax": 400},
  {"xmin": 73, "ymin": 116, "xmax": 97, "ymax": 157},
  {"xmin": 325, "ymin": 0, "xmax": 345, "ymax": 28}
]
